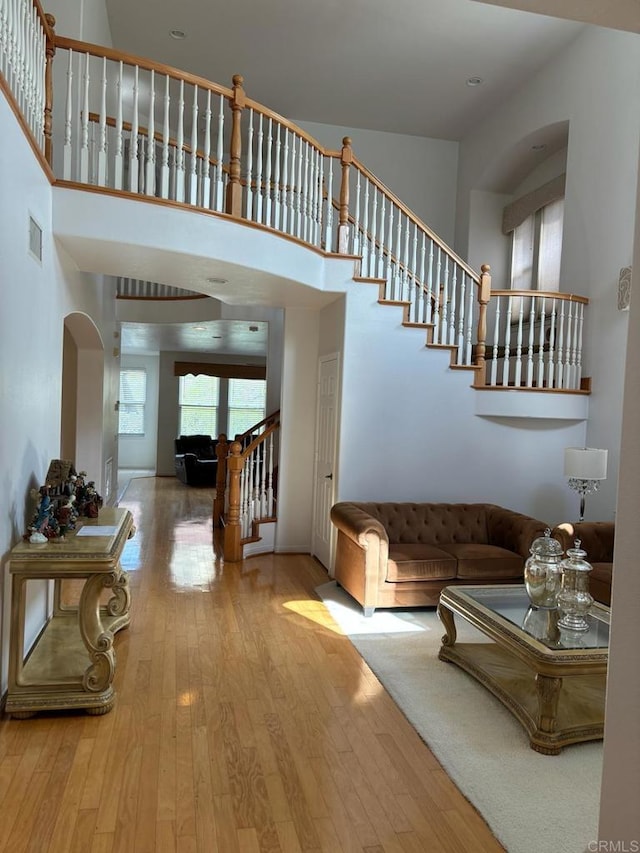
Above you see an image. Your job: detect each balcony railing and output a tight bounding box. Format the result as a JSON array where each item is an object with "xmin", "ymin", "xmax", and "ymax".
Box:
[{"xmin": 1, "ymin": 1, "xmax": 589, "ymax": 395}]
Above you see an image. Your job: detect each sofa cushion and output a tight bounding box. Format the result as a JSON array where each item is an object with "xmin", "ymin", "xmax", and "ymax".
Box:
[
  {"xmin": 438, "ymin": 543, "xmax": 523, "ymax": 579},
  {"xmin": 387, "ymin": 543, "xmax": 457, "ymax": 582}
]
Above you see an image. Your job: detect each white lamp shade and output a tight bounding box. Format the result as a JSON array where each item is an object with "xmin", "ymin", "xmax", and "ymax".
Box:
[{"xmin": 564, "ymin": 447, "xmax": 608, "ymax": 480}]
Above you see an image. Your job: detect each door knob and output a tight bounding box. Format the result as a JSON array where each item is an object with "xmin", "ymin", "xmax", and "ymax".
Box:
[{"xmin": 325, "ymin": 473, "xmax": 333, "ymax": 480}]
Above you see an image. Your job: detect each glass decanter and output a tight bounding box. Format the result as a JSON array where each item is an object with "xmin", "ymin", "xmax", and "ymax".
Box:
[
  {"xmin": 557, "ymin": 539, "xmax": 594, "ymax": 632},
  {"xmin": 524, "ymin": 528, "xmax": 564, "ymax": 609}
]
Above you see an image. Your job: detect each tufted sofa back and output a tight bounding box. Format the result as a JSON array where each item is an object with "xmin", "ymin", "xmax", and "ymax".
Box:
[{"xmin": 352, "ymin": 502, "xmax": 492, "ymax": 545}]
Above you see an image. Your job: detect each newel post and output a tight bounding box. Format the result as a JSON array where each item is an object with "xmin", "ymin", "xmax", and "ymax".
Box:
[
  {"xmin": 44, "ymin": 14, "xmax": 56, "ymax": 166},
  {"xmin": 213, "ymin": 433, "xmax": 228, "ymax": 528},
  {"xmin": 225, "ymin": 74, "xmax": 245, "ymax": 218},
  {"xmin": 223, "ymin": 441, "xmax": 243, "ymax": 562},
  {"xmin": 474, "ymin": 264, "xmax": 491, "ymax": 387},
  {"xmin": 337, "ymin": 136, "xmax": 352, "ymax": 253}
]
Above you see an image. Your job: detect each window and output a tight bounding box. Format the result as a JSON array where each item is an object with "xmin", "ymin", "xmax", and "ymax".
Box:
[
  {"xmin": 179, "ymin": 374, "xmax": 219, "ymax": 435},
  {"xmin": 228, "ymin": 378, "xmax": 267, "ymax": 438},
  {"xmin": 119, "ymin": 368, "xmax": 147, "ymax": 435},
  {"xmin": 507, "ymin": 194, "xmax": 564, "ymax": 292}
]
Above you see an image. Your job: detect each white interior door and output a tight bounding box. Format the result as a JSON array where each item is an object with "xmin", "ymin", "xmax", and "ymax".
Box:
[{"xmin": 312, "ymin": 354, "xmax": 339, "ymax": 571}]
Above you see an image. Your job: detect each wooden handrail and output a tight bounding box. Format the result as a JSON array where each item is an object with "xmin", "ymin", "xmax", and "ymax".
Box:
[
  {"xmin": 53, "ymin": 36, "xmax": 234, "ymax": 99},
  {"xmin": 240, "ymin": 419, "xmax": 280, "ymax": 461},
  {"xmin": 235, "ymin": 410, "xmax": 281, "ymax": 444},
  {"xmin": 350, "ymin": 155, "xmax": 480, "ymax": 283},
  {"xmin": 490, "ymin": 290, "xmax": 589, "ymax": 304}
]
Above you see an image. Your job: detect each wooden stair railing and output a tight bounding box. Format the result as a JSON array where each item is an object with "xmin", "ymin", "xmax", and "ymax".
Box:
[
  {"xmin": 2, "ymin": 1, "xmax": 591, "ymax": 397},
  {"xmin": 212, "ymin": 413, "xmax": 280, "ymax": 562}
]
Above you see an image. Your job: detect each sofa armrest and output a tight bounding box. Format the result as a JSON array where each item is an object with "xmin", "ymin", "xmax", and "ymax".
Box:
[
  {"xmin": 551, "ymin": 522, "xmax": 615, "ymax": 562},
  {"xmin": 485, "ymin": 505, "xmax": 548, "ymax": 559},
  {"xmin": 330, "ymin": 502, "xmax": 389, "ymax": 548}
]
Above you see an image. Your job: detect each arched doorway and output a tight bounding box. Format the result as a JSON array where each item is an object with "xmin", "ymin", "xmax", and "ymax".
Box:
[{"xmin": 60, "ymin": 313, "xmax": 108, "ymax": 498}]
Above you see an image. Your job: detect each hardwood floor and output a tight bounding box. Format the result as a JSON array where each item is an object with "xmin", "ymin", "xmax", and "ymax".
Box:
[{"xmin": 0, "ymin": 477, "xmax": 504, "ymax": 852}]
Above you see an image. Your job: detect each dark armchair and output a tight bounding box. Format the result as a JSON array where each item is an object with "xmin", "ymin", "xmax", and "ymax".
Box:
[{"xmin": 174, "ymin": 434, "xmax": 218, "ymax": 486}]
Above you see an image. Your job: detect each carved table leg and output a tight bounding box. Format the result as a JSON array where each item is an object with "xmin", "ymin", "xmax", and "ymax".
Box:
[
  {"xmin": 104, "ymin": 563, "xmax": 131, "ymax": 634},
  {"xmin": 437, "ymin": 603, "xmax": 457, "ymax": 650},
  {"xmin": 78, "ymin": 573, "xmax": 116, "ymax": 694}
]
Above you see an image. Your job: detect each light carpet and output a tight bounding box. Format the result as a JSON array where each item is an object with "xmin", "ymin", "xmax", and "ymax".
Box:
[{"xmin": 316, "ymin": 581, "xmax": 602, "ymax": 853}]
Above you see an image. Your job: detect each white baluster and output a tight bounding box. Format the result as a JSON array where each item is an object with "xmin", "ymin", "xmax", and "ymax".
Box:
[
  {"xmin": 526, "ymin": 295, "xmax": 536, "ymax": 387},
  {"xmin": 448, "ymin": 261, "xmax": 457, "ymax": 347},
  {"xmin": 244, "ymin": 108, "xmax": 254, "ymax": 220},
  {"xmin": 385, "ymin": 203, "xmax": 394, "ymax": 297},
  {"xmin": 129, "ymin": 65, "xmax": 140, "ymax": 192},
  {"xmin": 295, "ymin": 134, "xmax": 303, "ymax": 238},
  {"xmin": 280, "ymin": 128, "xmax": 289, "ymax": 233},
  {"xmin": 373, "ymin": 191, "xmax": 383, "ymax": 279},
  {"xmin": 174, "ymin": 80, "xmax": 185, "ymax": 202},
  {"xmin": 94, "ymin": 56, "xmax": 107, "ymax": 185},
  {"xmin": 425, "ymin": 240, "xmax": 434, "ymax": 325},
  {"xmin": 302, "ymin": 140, "xmax": 311, "ymax": 243},
  {"xmin": 353, "ymin": 169, "xmax": 361, "ymax": 259},
  {"xmin": 188, "ymin": 84, "xmax": 198, "ymax": 205},
  {"xmin": 465, "ymin": 273, "xmax": 474, "ymax": 366},
  {"xmin": 502, "ymin": 293, "xmax": 514, "ymax": 387},
  {"xmin": 490, "ymin": 299, "xmax": 501, "ymax": 386},
  {"xmin": 323, "ymin": 156, "xmax": 333, "ymax": 251},
  {"xmin": 417, "ymin": 233, "xmax": 426, "ymax": 323},
  {"xmin": 63, "ymin": 48, "xmax": 74, "ymax": 180},
  {"xmin": 514, "ymin": 292, "xmax": 525, "ymax": 387},
  {"xmin": 410, "ymin": 225, "xmax": 418, "ymax": 322},
  {"xmin": 394, "ymin": 206, "xmax": 402, "ymax": 299},
  {"xmin": 360, "ymin": 177, "xmax": 370, "ymax": 276},
  {"xmin": 255, "ymin": 112, "xmax": 264, "ymax": 223},
  {"xmin": 144, "ymin": 69, "xmax": 156, "ymax": 196},
  {"xmin": 111, "ymin": 61, "xmax": 124, "ymax": 189},
  {"xmin": 79, "ymin": 52, "xmax": 90, "ymax": 183},
  {"xmin": 266, "ymin": 432, "xmax": 275, "ymax": 517},
  {"xmin": 547, "ymin": 299, "xmax": 557, "ymax": 388},
  {"xmin": 273, "ymin": 123, "xmax": 282, "ymax": 230},
  {"xmin": 200, "ymin": 89, "xmax": 211, "ymax": 208},
  {"xmin": 214, "ymin": 94, "xmax": 225, "ymax": 211},
  {"xmin": 401, "ymin": 215, "xmax": 410, "ymax": 304},
  {"xmin": 537, "ymin": 297, "xmax": 547, "ymax": 388},
  {"xmin": 433, "ymin": 247, "xmax": 442, "ymax": 342},
  {"xmin": 556, "ymin": 300, "xmax": 566, "ymax": 388},
  {"xmin": 265, "ymin": 117, "xmax": 273, "ymax": 227},
  {"xmin": 440, "ymin": 255, "xmax": 450, "ymax": 345},
  {"xmin": 576, "ymin": 303, "xmax": 585, "ymax": 389},
  {"xmin": 456, "ymin": 268, "xmax": 466, "ymax": 364}
]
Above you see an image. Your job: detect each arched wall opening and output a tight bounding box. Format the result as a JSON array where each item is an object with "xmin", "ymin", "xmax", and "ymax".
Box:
[{"xmin": 61, "ymin": 313, "xmax": 106, "ymax": 492}]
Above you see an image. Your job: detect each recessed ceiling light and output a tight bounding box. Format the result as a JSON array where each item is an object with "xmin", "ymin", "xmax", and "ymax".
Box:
[
  {"xmin": 206, "ymin": 277, "xmax": 228, "ymax": 284},
  {"xmin": 193, "ymin": 326, "xmax": 206, "ymax": 331},
  {"xmin": 466, "ymin": 76, "xmax": 483, "ymax": 87},
  {"xmin": 169, "ymin": 29, "xmax": 186, "ymax": 39},
  {"xmin": 531, "ymin": 143, "xmax": 547, "ymax": 151}
]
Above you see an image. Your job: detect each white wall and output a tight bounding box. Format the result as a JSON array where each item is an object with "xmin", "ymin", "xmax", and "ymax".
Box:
[
  {"xmin": 598, "ymin": 128, "xmax": 640, "ymax": 846},
  {"xmin": 456, "ymin": 25, "xmax": 640, "ymax": 521},
  {"xmin": 296, "ymin": 119, "xmax": 459, "ymax": 247},
  {"xmin": 46, "ymin": 0, "xmax": 113, "ymax": 44},
  {"xmin": 118, "ymin": 353, "xmax": 160, "ymax": 470},
  {"xmin": 335, "ymin": 276, "xmax": 587, "ymax": 524},
  {"xmin": 275, "ymin": 309, "xmax": 319, "ymax": 553},
  {"xmin": 0, "ymin": 94, "xmax": 119, "ymax": 696}
]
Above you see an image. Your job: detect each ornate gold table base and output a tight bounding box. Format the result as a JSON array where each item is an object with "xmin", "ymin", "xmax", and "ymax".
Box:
[
  {"xmin": 437, "ymin": 586, "xmax": 608, "ymax": 755},
  {"xmin": 6, "ymin": 509, "xmax": 134, "ymax": 719}
]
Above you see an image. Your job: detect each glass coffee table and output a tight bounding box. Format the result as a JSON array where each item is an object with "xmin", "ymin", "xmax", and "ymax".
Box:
[{"xmin": 437, "ymin": 584, "xmax": 609, "ymax": 754}]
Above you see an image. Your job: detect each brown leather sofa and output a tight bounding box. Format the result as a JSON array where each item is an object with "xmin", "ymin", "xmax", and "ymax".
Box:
[
  {"xmin": 551, "ymin": 521, "xmax": 614, "ymax": 606},
  {"xmin": 330, "ymin": 502, "xmax": 548, "ymax": 615}
]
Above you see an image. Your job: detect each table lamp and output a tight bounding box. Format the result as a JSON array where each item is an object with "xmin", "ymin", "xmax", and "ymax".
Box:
[{"xmin": 564, "ymin": 447, "xmax": 608, "ymax": 522}]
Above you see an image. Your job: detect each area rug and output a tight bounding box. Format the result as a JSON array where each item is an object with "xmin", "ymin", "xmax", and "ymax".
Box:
[{"xmin": 316, "ymin": 581, "xmax": 602, "ymax": 853}]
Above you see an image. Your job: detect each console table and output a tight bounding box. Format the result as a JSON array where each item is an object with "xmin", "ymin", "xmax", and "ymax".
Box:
[{"xmin": 6, "ymin": 507, "xmax": 134, "ymax": 718}]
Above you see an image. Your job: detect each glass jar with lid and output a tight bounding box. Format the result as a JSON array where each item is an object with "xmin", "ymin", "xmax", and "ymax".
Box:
[
  {"xmin": 524, "ymin": 528, "xmax": 564, "ymax": 609},
  {"xmin": 557, "ymin": 540, "xmax": 594, "ymax": 632}
]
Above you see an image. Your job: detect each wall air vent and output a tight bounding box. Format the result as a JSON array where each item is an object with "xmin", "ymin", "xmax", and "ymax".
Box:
[{"xmin": 28, "ymin": 215, "xmax": 42, "ymax": 262}]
